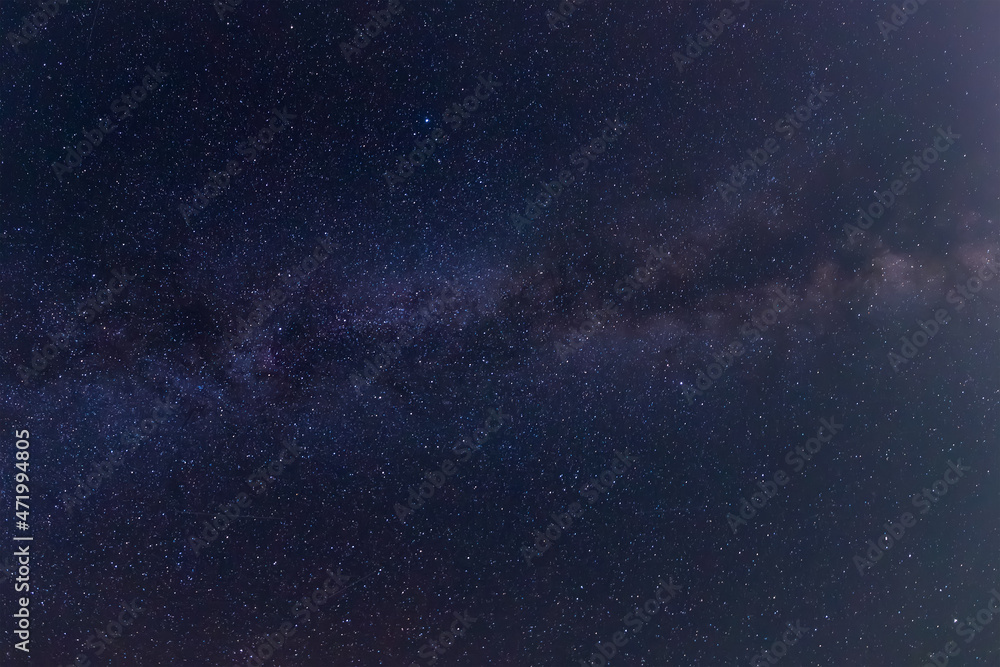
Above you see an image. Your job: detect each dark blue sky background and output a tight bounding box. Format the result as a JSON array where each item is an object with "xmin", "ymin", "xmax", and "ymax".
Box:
[{"xmin": 1, "ymin": 1, "xmax": 998, "ymax": 665}]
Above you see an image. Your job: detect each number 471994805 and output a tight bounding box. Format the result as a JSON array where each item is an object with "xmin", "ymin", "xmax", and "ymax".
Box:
[{"xmin": 15, "ymin": 429, "xmax": 29, "ymax": 524}]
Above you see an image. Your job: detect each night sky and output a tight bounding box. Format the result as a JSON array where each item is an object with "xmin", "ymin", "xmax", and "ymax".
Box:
[{"xmin": 2, "ymin": 0, "xmax": 999, "ymax": 666}]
